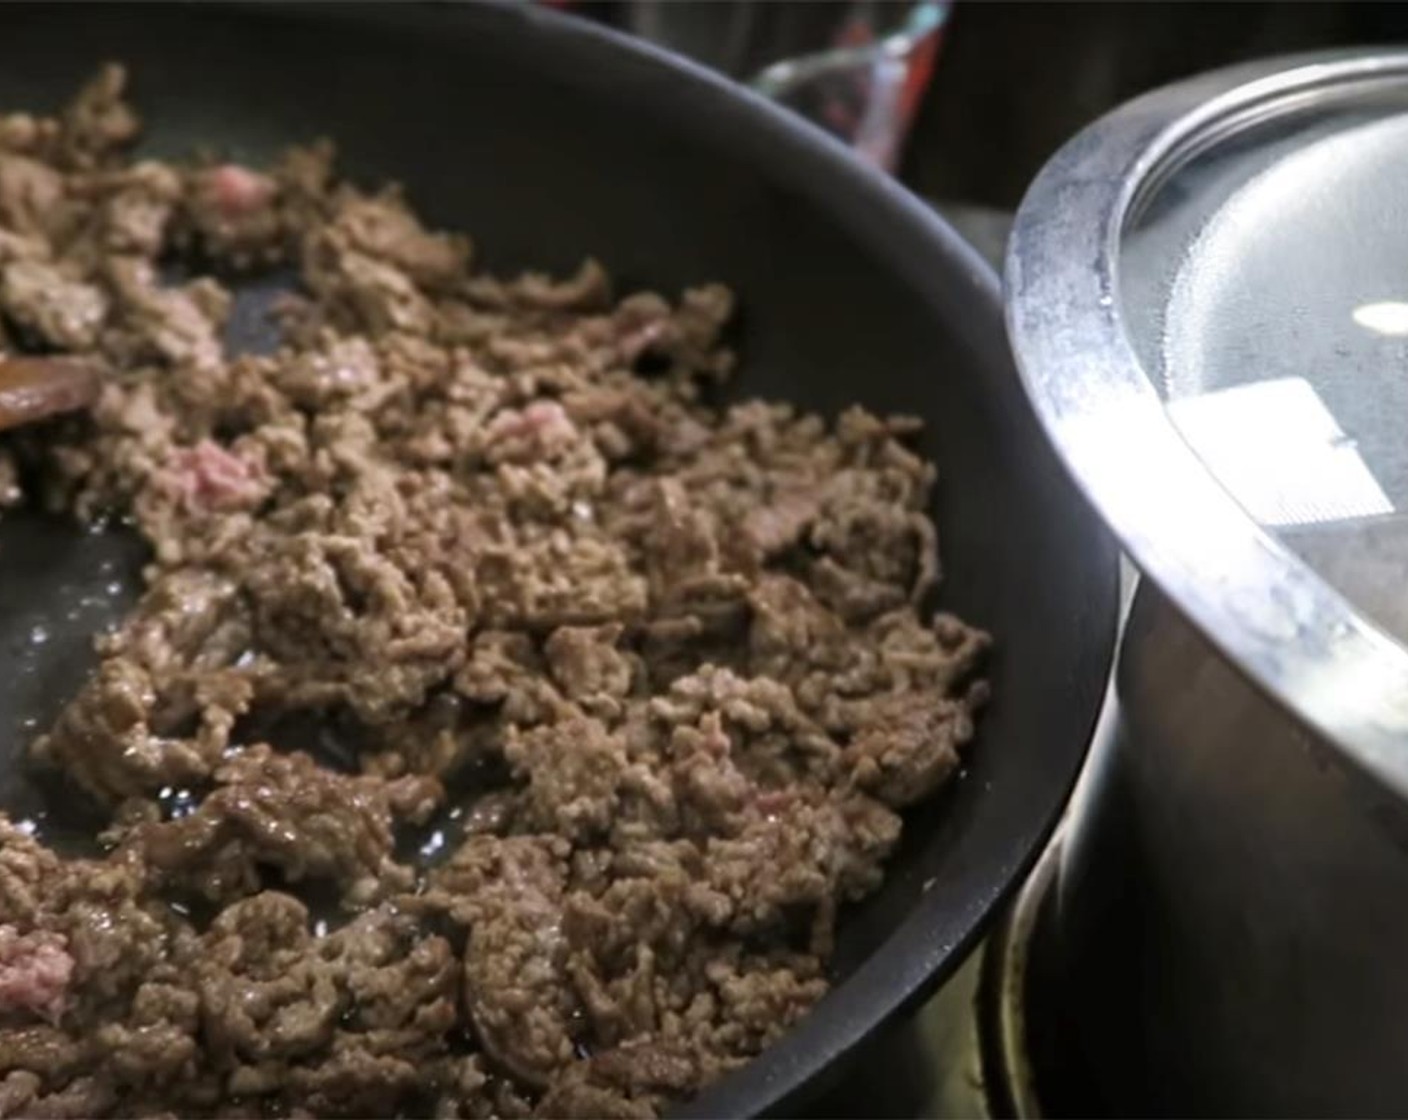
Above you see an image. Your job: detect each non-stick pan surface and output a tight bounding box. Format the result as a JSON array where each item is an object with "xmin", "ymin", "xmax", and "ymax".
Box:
[{"xmin": 0, "ymin": 4, "xmax": 1118, "ymax": 1115}]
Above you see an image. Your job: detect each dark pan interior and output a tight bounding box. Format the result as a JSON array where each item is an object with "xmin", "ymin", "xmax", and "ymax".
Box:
[{"xmin": 0, "ymin": 4, "xmax": 1118, "ymax": 1115}]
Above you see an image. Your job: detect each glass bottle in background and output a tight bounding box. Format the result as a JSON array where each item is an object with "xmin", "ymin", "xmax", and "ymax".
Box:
[{"xmin": 576, "ymin": 1, "xmax": 952, "ymax": 174}]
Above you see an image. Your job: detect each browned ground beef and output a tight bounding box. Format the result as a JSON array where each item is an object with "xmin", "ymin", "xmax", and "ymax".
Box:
[{"xmin": 0, "ymin": 67, "xmax": 989, "ymax": 1118}]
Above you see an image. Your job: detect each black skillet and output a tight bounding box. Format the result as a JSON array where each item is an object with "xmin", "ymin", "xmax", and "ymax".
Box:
[{"xmin": 0, "ymin": 4, "xmax": 1118, "ymax": 1116}]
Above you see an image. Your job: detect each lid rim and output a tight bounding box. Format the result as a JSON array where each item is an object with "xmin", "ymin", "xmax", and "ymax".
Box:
[{"xmin": 1007, "ymin": 49, "xmax": 1408, "ymax": 805}]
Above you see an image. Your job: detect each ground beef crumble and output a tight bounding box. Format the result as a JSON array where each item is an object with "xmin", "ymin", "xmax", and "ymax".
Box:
[{"xmin": 0, "ymin": 67, "xmax": 989, "ymax": 1117}]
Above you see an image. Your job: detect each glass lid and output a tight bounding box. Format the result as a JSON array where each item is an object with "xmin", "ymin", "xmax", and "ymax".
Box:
[
  {"xmin": 1122, "ymin": 76, "xmax": 1408, "ymax": 646},
  {"xmin": 1007, "ymin": 52, "xmax": 1408, "ymax": 800}
]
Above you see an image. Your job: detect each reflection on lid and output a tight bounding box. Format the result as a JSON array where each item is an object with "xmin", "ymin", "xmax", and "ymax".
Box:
[
  {"xmin": 1169, "ymin": 377, "xmax": 1393, "ymax": 527},
  {"xmin": 1354, "ymin": 301, "xmax": 1408, "ymax": 337}
]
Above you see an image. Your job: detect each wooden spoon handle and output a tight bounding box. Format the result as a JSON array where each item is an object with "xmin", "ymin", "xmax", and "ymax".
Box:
[{"xmin": 0, "ymin": 357, "xmax": 101, "ymax": 431}]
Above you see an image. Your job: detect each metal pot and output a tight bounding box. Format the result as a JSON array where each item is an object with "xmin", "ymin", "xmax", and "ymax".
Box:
[
  {"xmin": 1008, "ymin": 51, "xmax": 1408, "ymax": 1115},
  {"xmin": 1059, "ymin": 582, "xmax": 1408, "ymax": 1116}
]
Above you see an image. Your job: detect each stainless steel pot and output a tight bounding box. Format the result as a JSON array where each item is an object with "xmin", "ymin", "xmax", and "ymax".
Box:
[
  {"xmin": 1007, "ymin": 51, "xmax": 1408, "ymax": 1115},
  {"xmin": 1060, "ymin": 583, "xmax": 1408, "ymax": 1116}
]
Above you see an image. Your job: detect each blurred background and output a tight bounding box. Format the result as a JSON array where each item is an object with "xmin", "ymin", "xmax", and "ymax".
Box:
[{"xmin": 556, "ymin": 1, "xmax": 1408, "ymax": 264}]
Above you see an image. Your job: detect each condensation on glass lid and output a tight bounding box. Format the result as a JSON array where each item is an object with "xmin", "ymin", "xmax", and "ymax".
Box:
[{"xmin": 1160, "ymin": 109, "xmax": 1408, "ymax": 523}]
